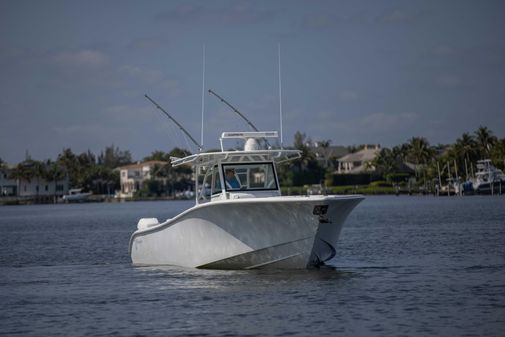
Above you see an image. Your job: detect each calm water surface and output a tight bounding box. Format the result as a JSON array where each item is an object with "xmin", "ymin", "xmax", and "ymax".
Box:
[{"xmin": 1, "ymin": 196, "xmax": 504, "ymax": 336}]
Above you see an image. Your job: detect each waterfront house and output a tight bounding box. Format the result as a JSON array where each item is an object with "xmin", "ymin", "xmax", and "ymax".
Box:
[
  {"xmin": 0, "ymin": 163, "xmax": 69, "ymax": 198},
  {"xmin": 17, "ymin": 176, "xmax": 69, "ymax": 198},
  {"xmin": 116, "ymin": 160, "xmax": 168, "ymax": 198},
  {"xmin": 336, "ymin": 144, "xmax": 381, "ymax": 174},
  {"xmin": 310, "ymin": 143, "xmax": 349, "ymax": 169},
  {"xmin": 0, "ymin": 166, "xmax": 17, "ymax": 196}
]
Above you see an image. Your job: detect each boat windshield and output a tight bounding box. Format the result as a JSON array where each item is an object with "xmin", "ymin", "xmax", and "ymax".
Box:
[{"xmin": 222, "ymin": 163, "xmax": 278, "ymax": 192}]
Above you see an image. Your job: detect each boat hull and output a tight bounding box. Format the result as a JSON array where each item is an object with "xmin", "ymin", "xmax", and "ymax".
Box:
[
  {"xmin": 473, "ymin": 181, "xmax": 504, "ymax": 195},
  {"xmin": 129, "ymin": 195, "xmax": 363, "ymax": 269}
]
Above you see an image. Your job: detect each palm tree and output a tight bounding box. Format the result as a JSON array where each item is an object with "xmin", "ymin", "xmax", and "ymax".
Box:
[
  {"xmin": 490, "ymin": 138, "xmax": 505, "ymax": 170},
  {"xmin": 455, "ymin": 133, "xmax": 477, "ymax": 158},
  {"xmin": 408, "ymin": 137, "xmax": 434, "ymax": 165},
  {"xmin": 293, "ymin": 131, "xmax": 316, "ymax": 172},
  {"xmin": 317, "ymin": 140, "xmax": 332, "ymax": 168},
  {"xmin": 87, "ymin": 165, "xmax": 119, "ymax": 195},
  {"xmin": 9, "ymin": 162, "xmax": 35, "ymax": 196},
  {"xmin": 475, "ymin": 126, "xmax": 497, "ymax": 158},
  {"xmin": 144, "ymin": 150, "xmax": 170, "ymax": 162},
  {"xmin": 32, "ymin": 161, "xmax": 46, "ymax": 199},
  {"xmin": 407, "ymin": 137, "xmax": 435, "ymax": 187},
  {"xmin": 373, "ymin": 148, "xmax": 398, "ymax": 183},
  {"xmin": 44, "ymin": 160, "xmax": 66, "ymax": 203},
  {"xmin": 392, "ymin": 144, "xmax": 410, "ymax": 161},
  {"xmin": 58, "ymin": 148, "xmax": 79, "ymax": 187},
  {"xmin": 151, "ymin": 162, "xmax": 171, "ymax": 196},
  {"xmin": 453, "ymin": 132, "xmax": 478, "ymax": 179}
]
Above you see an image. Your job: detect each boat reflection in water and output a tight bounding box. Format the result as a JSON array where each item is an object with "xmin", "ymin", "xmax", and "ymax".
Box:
[{"xmin": 129, "ymin": 131, "xmax": 363, "ymax": 270}]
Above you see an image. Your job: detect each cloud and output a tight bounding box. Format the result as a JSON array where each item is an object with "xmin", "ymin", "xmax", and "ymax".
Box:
[
  {"xmin": 128, "ymin": 37, "xmax": 169, "ymax": 50},
  {"xmin": 377, "ymin": 9, "xmax": 429, "ymax": 24},
  {"xmin": 338, "ymin": 90, "xmax": 360, "ymax": 102},
  {"xmin": 435, "ymin": 75, "xmax": 462, "ymax": 87},
  {"xmin": 359, "ymin": 112, "xmax": 418, "ymax": 134},
  {"xmin": 119, "ymin": 65, "xmax": 164, "ymax": 85},
  {"xmin": 302, "ymin": 14, "xmax": 336, "ymax": 30},
  {"xmin": 433, "ymin": 45, "xmax": 455, "ymax": 57},
  {"xmin": 379, "ymin": 9, "xmax": 410, "ymax": 23},
  {"xmin": 154, "ymin": 3, "xmax": 276, "ymax": 26},
  {"xmin": 304, "ymin": 111, "xmax": 421, "ymax": 146},
  {"xmin": 52, "ymin": 49, "xmax": 108, "ymax": 67},
  {"xmin": 301, "ymin": 10, "xmax": 368, "ymax": 30}
]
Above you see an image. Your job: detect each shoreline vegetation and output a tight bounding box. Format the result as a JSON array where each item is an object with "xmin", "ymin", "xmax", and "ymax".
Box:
[{"xmin": 1, "ymin": 126, "xmax": 504, "ymax": 205}]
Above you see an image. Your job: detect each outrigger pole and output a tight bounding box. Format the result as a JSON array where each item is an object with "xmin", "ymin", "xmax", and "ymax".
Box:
[
  {"xmin": 144, "ymin": 94, "xmax": 203, "ymax": 152},
  {"xmin": 207, "ymin": 89, "xmax": 271, "ymax": 148},
  {"xmin": 208, "ymin": 89, "xmax": 259, "ymax": 132}
]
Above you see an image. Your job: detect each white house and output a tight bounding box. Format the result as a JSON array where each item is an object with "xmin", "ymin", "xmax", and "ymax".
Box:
[
  {"xmin": 17, "ymin": 177, "xmax": 69, "ymax": 198},
  {"xmin": 337, "ymin": 145, "xmax": 381, "ymax": 174},
  {"xmin": 0, "ymin": 165, "xmax": 69, "ymax": 198},
  {"xmin": 116, "ymin": 160, "xmax": 168, "ymax": 198},
  {"xmin": 0, "ymin": 167, "xmax": 17, "ymax": 196}
]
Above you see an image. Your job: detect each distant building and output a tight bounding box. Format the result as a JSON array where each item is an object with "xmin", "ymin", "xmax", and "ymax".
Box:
[
  {"xmin": 0, "ymin": 164, "xmax": 69, "ymax": 198},
  {"xmin": 336, "ymin": 144, "xmax": 381, "ymax": 174},
  {"xmin": 18, "ymin": 177, "xmax": 69, "ymax": 198},
  {"xmin": 116, "ymin": 160, "xmax": 168, "ymax": 198},
  {"xmin": 0, "ymin": 166, "xmax": 17, "ymax": 196},
  {"xmin": 310, "ymin": 143, "xmax": 349, "ymax": 169}
]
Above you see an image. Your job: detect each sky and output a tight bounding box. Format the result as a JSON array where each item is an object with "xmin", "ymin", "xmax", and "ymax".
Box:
[{"xmin": 1, "ymin": 0, "xmax": 505, "ymax": 163}]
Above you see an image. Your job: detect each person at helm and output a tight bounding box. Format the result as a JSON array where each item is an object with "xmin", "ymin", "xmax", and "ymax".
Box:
[{"xmin": 225, "ymin": 168, "xmax": 241, "ymax": 189}]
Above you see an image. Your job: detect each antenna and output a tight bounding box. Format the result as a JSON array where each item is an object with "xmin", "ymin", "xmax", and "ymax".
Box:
[
  {"xmin": 200, "ymin": 45, "xmax": 205, "ymax": 152},
  {"xmin": 144, "ymin": 94, "xmax": 202, "ymax": 152},
  {"xmin": 278, "ymin": 43, "xmax": 284, "ymax": 148}
]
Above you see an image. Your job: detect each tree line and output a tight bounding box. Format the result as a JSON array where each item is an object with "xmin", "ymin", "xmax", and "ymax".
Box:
[
  {"xmin": 1, "ymin": 126, "xmax": 504, "ymax": 196},
  {"xmin": 371, "ymin": 126, "xmax": 505, "ymax": 189},
  {"xmin": 278, "ymin": 126, "xmax": 505, "ymax": 190},
  {"xmin": 2, "ymin": 146, "xmax": 132, "ymax": 195},
  {"xmin": 0, "ymin": 145, "xmax": 195, "ymax": 197}
]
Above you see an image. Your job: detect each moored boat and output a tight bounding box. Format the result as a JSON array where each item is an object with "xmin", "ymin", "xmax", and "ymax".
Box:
[
  {"xmin": 62, "ymin": 188, "xmax": 91, "ymax": 202},
  {"xmin": 472, "ymin": 159, "xmax": 505, "ymax": 195}
]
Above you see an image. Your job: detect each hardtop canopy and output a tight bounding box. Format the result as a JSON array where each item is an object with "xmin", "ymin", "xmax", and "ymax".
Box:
[{"xmin": 171, "ymin": 149, "xmax": 301, "ymax": 168}]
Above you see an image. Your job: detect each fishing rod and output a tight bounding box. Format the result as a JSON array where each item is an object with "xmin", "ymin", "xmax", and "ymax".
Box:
[
  {"xmin": 207, "ymin": 89, "xmax": 271, "ymax": 148},
  {"xmin": 144, "ymin": 94, "xmax": 202, "ymax": 152},
  {"xmin": 208, "ymin": 89, "xmax": 260, "ymax": 132}
]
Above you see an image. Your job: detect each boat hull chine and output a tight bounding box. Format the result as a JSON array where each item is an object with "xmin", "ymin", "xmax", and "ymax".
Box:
[{"xmin": 198, "ymin": 236, "xmax": 314, "ymax": 270}]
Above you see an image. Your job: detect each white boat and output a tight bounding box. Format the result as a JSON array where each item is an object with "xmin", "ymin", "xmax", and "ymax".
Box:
[
  {"xmin": 472, "ymin": 159, "xmax": 505, "ymax": 194},
  {"xmin": 439, "ymin": 177, "xmax": 461, "ymax": 196},
  {"xmin": 129, "ymin": 131, "xmax": 364, "ymax": 269},
  {"xmin": 62, "ymin": 188, "xmax": 91, "ymax": 202}
]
